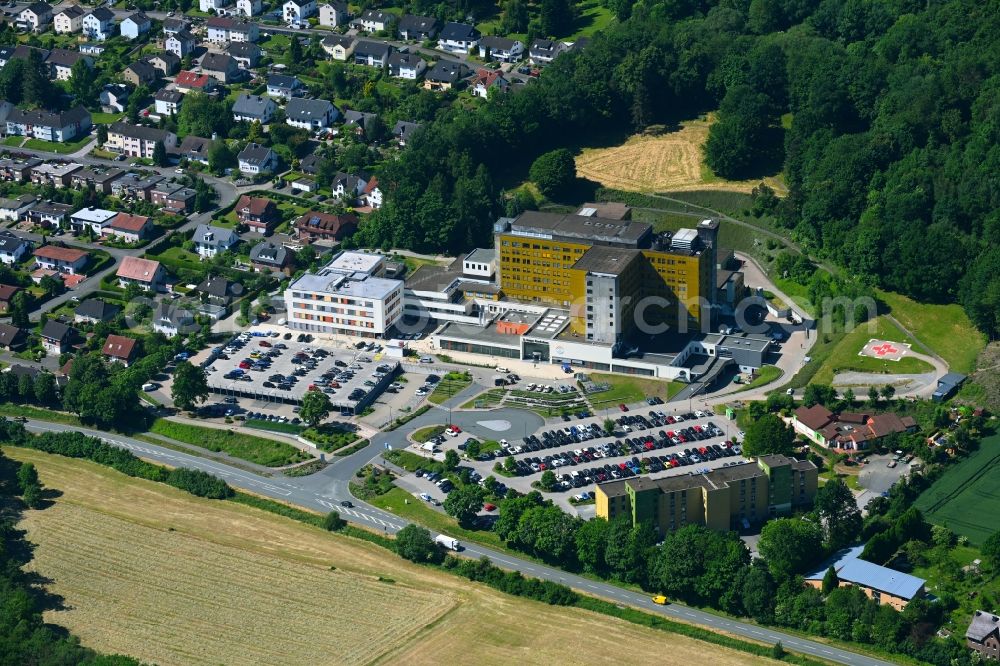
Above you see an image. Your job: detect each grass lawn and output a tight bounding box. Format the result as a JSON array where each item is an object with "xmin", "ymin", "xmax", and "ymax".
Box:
[
  {"xmin": 150, "ymin": 245, "xmax": 205, "ymax": 273},
  {"xmin": 772, "ymin": 277, "xmax": 817, "ymax": 317},
  {"xmin": 0, "ymin": 404, "xmax": 81, "ymax": 426},
  {"xmin": 246, "ymin": 419, "xmax": 303, "ymax": 434},
  {"xmin": 427, "ymin": 372, "xmax": 472, "ymax": 405},
  {"xmin": 877, "ymin": 289, "xmax": 985, "ymax": 373},
  {"xmin": 786, "ymin": 328, "xmax": 848, "ymax": 389},
  {"xmin": 565, "ymin": 0, "xmax": 616, "ymax": 39},
  {"xmin": 3, "ymin": 136, "xmax": 24, "ymax": 146},
  {"xmin": 23, "ymin": 134, "xmax": 94, "ymax": 155},
  {"xmin": 586, "ymin": 373, "xmax": 683, "ymax": 409},
  {"xmin": 811, "ymin": 316, "xmax": 934, "ymax": 386},
  {"xmin": 736, "ymin": 365, "xmax": 783, "ymax": 392},
  {"xmin": 461, "ymin": 388, "xmax": 506, "ymax": 409},
  {"xmin": 149, "ymin": 419, "xmax": 310, "ymax": 467},
  {"xmin": 411, "ymin": 425, "xmax": 446, "ymax": 443},
  {"xmin": 914, "ymin": 434, "xmax": 1000, "ymax": 545},
  {"xmin": 91, "ymin": 112, "xmax": 124, "ymax": 124}
]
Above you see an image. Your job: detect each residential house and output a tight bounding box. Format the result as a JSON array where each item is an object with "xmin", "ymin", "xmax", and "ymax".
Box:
[
  {"xmin": 236, "ymin": 0, "xmax": 263, "ymax": 17},
  {"xmin": 200, "ymin": 0, "xmax": 231, "ymax": 13},
  {"xmin": 154, "ymin": 89, "xmax": 184, "ymax": 116},
  {"xmin": 967, "ymin": 611, "xmax": 1000, "ymax": 661},
  {"xmin": 192, "ymin": 224, "xmax": 239, "ymax": 258},
  {"xmin": 227, "ymin": 42, "xmax": 261, "ymax": 68},
  {"xmin": 354, "ymin": 39, "xmax": 391, "ymax": 67},
  {"xmin": 238, "ymin": 143, "xmax": 277, "ymax": 175},
  {"xmin": 152, "ymin": 303, "xmax": 196, "ymax": 338},
  {"xmin": 343, "ymin": 109, "xmax": 377, "ymax": 137},
  {"xmin": 0, "ymin": 324, "xmax": 26, "ymax": 351},
  {"xmin": 0, "ymin": 284, "xmax": 20, "ymax": 311},
  {"xmin": 161, "ymin": 17, "xmax": 190, "ymax": 35},
  {"xmin": 34, "ymin": 245, "xmax": 88, "ymax": 274},
  {"xmin": 29, "ymin": 161, "xmax": 83, "ymax": 188},
  {"xmin": 0, "ymin": 195, "xmax": 35, "ymax": 222},
  {"xmin": 393, "ymin": 120, "xmax": 421, "ymax": 145},
  {"xmin": 123, "ymin": 60, "xmax": 157, "ymax": 86},
  {"xmin": 804, "ymin": 546, "xmax": 925, "ymax": 610},
  {"xmin": 200, "ymin": 53, "xmax": 240, "ymax": 83},
  {"xmin": 321, "ymin": 34, "xmax": 356, "ymax": 60},
  {"xmin": 388, "ymin": 52, "xmax": 426, "ymax": 79},
  {"xmin": 102, "ymin": 334, "xmax": 138, "ymax": 366},
  {"xmin": 105, "ymin": 122, "xmax": 177, "ymax": 159},
  {"xmin": 206, "ymin": 16, "xmax": 259, "ymax": 42},
  {"xmin": 354, "ymin": 8, "xmax": 395, "ymax": 32},
  {"xmin": 40, "ymin": 320, "xmax": 75, "ymax": 355},
  {"xmin": 424, "ymin": 61, "xmax": 468, "ymax": 91},
  {"xmin": 250, "ymin": 242, "xmax": 292, "ymax": 274},
  {"xmin": 437, "ymin": 22, "xmax": 479, "ymax": 54},
  {"xmin": 74, "ymin": 298, "xmax": 120, "ymax": 324},
  {"xmin": 300, "ymin": 153, "xmax": 322, "ymax": 174},
  {"xmin": 478, "ymin": 35, "xmax": 523, "ymax": 62},
  {"xmin": 397, "ymin": 14, "xmax": 438, "ymax": 40},
  {"xmin": 99, "ymin": 83, "xmax": 130, "ymax": 113},
  {"xmin": 0, "ymin": 44, "xmax": 49, "ymax": 67},
  {"xmin": 70, "ymin": 167, "xmax": 124, "ymax": 194},
  {"xmin": 331, "ymin": 171, "xmax": 367, "ymax": 201},
  {"xmin": 266, "ymin": 74, "xmax": 303, "ymax": 99},
  {"xmin": 103, "ymin": 213, "xmax": 153, "ymax": 243},
  {"xmin": 529, "ymin": 38, "xmax": 560, "ymax": 65},
  {"xmin": 120, "ymin": 12, "xmax": 151, "ymax": 39},
  {"xmin": 206, "ymin": 15, "xmax": 235, "ymax": 42},
  {"xmin": 362, "ymin": 177, "xmax": 382, "ymax": 208},
  {"xmin": 146, "ymin": 52, "xmax": 180, "ymax": 77},
  {"xmin": 232, "ymin": 93, "xmax": 276, "ymax": 123},
  {"xmin": 0, "ymin": 158, "xmax": 41, "ymax": 184},
  {"xmin": 195, "ymin": 275, "xmax": 239, "ymax": 305},
  {"xmin": 111, "ymin": 173, "xmax": 164, "ymax": 201},
  {"xmin": 318, "ymin": 1, "xmax": 347, "ymax": 27},
  {"xmin": 69, "ymin": 206, "xmax": 117, "ymax": 234},
  {"xmin": 116, "ymin": 256, "xmax": 165, "ymax": 291},
  {"xmin": 174, "ymin": 70, "xmax": 217, "ymax": 94},
  {"xmin": 165, "ymin": 30, "xmax": 196, "ymax": 58},
  {"xmin": 174, "ymin": 135, "xmax": 214, "ymax": 165},
  {"xmin": 283, "ymin": 0, "xmax": 317, "ymax": 22},
  {"xmin": 53, "ymin": 5, "xmax": 84, "ymax": 33},
  {"xmin": 46, "ymin": 49, "xmax": 93, "ymax": 81},
  {"xmin": 5, "ymin": 106, "xmax": 91, "ymax": 143},
  {"xmin": 285, "ymin": 97, "xmax": 339, "ymax": 130},
  {"xmin": 234, "ymin": 195, "xmax": 279, "ymax": 233},
  {"xmin": 295, "ymin": 211, "xmax": 358, "ymax": 242},
  {"xmin": 26, "ymin": 202, "xmax": 72, "ymax": 228},
  {"xmin": 790, "ymin": 405, "xmax": 918, "ymax": 453},
  {"xmin": 0, "ymin": 230, "xmax": 31, "ymax": 264},
  {"xmin": 150, "ymin": 184, "xmax": 195, "ymax": 213},
  {"xmin": 472, "ymin": 68, "xmax": 509, "ymax": 98},
  {"xmin": 82, "ymin": 8, "xmax": 116, "ymax": 41},
  {"xmin": 18, "ymin": 2, "xmax": 52, "ymax": 32},
  {"xmin": 0, "ymin": 100, "xmax": 13, "ymax": 126}
]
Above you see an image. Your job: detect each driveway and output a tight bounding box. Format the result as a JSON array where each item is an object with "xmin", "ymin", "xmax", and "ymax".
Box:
[{"xmin": 855, "ymin": 454, "xmax": 912, "ymax": 509}]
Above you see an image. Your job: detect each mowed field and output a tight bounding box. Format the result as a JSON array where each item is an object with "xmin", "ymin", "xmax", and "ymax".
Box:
[
  {"xmin": 915, "ymin": 434, "xmax": 1000, "ymax": 545},
  {"xmin": 8, "ymin": 447, "xmax": 776, "ymax": 666},
  {"xmin": 812, "ymin": 316, "xmax": 934, "ymax": 386},
  {"xmin": 575, "ymin": 116, "xmax": 786, "ymax": 194}
]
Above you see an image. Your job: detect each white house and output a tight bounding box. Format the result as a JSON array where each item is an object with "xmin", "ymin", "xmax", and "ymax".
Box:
[
  {"xmin": 0, "ymin": 230, "xmax": 31, "ymax": 265},
  {"xmin": 192, "ymin": 224, "xmax": 239, "ymax": 258},
  {"xmin": 389, "ymin": 52, "xmax": 426, "ymax": 80},
  {"xmin": 82, "ymin": 8, "xmax": 115, "ymax": 41},
  {"xmin": 362, "ymin": 177, "xmax": 382, "ymax": 209},
  {"xmin": 232, "ymin": 93, "xmax": 276, "ymax": 123},
  {"xmin": 238, "ymin": 143, "xmax": 277, "ymax": 175},
  {"xmin": 53, "ymin": 6, "xmax": 83, "ymax": 33},
  {"xmin": 354, "ymin": 8, "xmax": 394, "ymax": 32},
  {"xmin": 165, "ymin": 30, "xmax": 196, "ymax": 58},
  {"xmin": 120, "ymin": 12, "xmax": 151, "ymax": 40},
  {"xmin": 18, "ymin": 2, "xmax": 52, "ymax": 33},
  {"xmin": 283, "ymin": 0, "xmax": 316, "ymax": 23},
  {"xmin": 69, "ymin": 206, "xmax": 117, "ymax": 235},
  {"xmin": 478, "ymin": 35, "xmax": 524, "ymax": 62},
  {"xmin": 236, "ymin": 0, "xmax": 262, "ymax": 16},
  {"xmin": 437, "ymin": 22, "xmax": 479, "ymax": 54},
  {"xmin": 285, "ymin": 97, "xmax": 339, "ymax": 130},
  {"xmin": 199, "ymin": 0, "xmax": 231, "ymax": 13},
  {"xmin": 318, "ymin": 1, "xmax": 347, "ymax": 26},
  {"xmin": 154, "ymin": 89, "xmax": 183, "ymax": 116}
]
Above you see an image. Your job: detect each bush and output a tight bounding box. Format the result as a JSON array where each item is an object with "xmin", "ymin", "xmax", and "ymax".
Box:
[
  {"xmin": 323, "ymin": 510, "xmax": 346, "ymax": 531},
  {"xmin": 394, "ymin": 524, "xmax": 443, "ymax": 564}
]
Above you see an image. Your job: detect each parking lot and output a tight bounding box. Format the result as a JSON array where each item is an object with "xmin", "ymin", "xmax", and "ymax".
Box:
[{"xmin": 205, "ymin": 330, "xmax": 400, "ymax": 414}]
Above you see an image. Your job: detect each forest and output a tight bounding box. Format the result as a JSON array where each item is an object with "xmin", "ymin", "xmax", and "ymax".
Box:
[{"xmin": 355, "ymin": 0, "xmax": 1000, "ymax": 337}]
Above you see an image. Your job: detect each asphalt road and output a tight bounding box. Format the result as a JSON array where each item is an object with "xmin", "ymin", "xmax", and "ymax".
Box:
[{"xmin": 20, "ymin": 417, "xmax": 891, "ymax": 666}]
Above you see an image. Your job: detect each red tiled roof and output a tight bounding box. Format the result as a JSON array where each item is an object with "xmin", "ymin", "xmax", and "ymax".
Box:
[
  {"xmin": 34, "ymin": 245, "xmax": 88, "ymax": 263},
  {"xmin": 109, "ymin": 212, "xmax": 150, "ymax": 232},
  {"xmin": 0, "ymin": 284, "xmax": 20, "ymax": 301},
  {"xmin": 868, "ymin": 413, "xmax": 909, "ymax": 438},
  {"xmin": 362, "ymin": 176, "xmax": 379, "ymax": 194},
  {"xmin": 175, "ymin": 70, "xmax": 212, "ymax": 88},
  {"xmin": 473, "ymin": 68, "xmax": 503, "ymax": 87},
  {"xmin": 116, "ymin": 256, "xmax": 162, "ymax": 281},
  {"xmin": 295, "ymin": 211, "xmax": 359, "ymax": 237},
  {"xmin": 235, "ymin": 195, "xmax": 275, "ymax": 216},
  {"xmin": 794, "ymin": 404, "xmax": 834, "ymax": 431},
  {"xmin": 102, "ymin": 334, "xmax": 137, "ymax": 360}
]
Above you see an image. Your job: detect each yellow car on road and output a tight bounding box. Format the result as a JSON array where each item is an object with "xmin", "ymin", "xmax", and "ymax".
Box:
[{"xmin": 652, "ymin": 595, "xmax": 668, "ymax": 605}]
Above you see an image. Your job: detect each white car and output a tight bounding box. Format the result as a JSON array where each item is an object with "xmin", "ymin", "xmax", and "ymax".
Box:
[{"xmin": 419, "ymin": 493, "xmax": 432, "ymax": 501}]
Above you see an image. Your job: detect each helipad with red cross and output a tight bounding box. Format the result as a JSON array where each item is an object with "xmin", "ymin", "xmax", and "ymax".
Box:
[{"xmin": 859, "ymin": 339, "xmax": 911, "ymax": 362}]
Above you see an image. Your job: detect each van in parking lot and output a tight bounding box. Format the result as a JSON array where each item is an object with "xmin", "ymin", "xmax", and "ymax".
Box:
[{"xmin": 419, "ymin": 356, "xmax": 433, "ymax": 363}]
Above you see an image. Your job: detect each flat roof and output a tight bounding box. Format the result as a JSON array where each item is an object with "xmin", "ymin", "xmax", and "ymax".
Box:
[
  {"xmin": 505, "ymin": 211, "xmax": 651, "ymax": 247},
  {"xmin": 571, "ymin": 245, "xmax": 640, "ymax": 275},
  {"xmin": 326, "ymin": 250, "xmax": 383, "ymax": 275},
  {"xmin": 465, "ymin": 248, "xmax": 496, "ymax": 264},
  {"xmin": 71, "ymin": 207, "xmax": 117, "ymax": 223},
  {"xmin": 290, "ymin": 271, "xmax": 401, "ymax": 300},
  {"xmin": 525, "ymin": 309, "xmax": 570, "ymax": 340},
  {"xmin": 436, "ymin": 320, "xmax": 522, "ymax": 348},
  {"xmin": 577, "ymin": 202, "xmax": 630, "ymax": 220},
  {"xmin": 716, "ymin": 332, "xmax": 772, "ymax": 353},
  {"xmin": 405, "ymin": 260, "xmax": 462, "ymax": 292}
]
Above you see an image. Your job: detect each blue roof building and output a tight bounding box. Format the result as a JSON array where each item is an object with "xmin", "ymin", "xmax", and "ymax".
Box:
[{"xmin": 804, "ymin": 545, "xmax": 926, "ymax": 610}]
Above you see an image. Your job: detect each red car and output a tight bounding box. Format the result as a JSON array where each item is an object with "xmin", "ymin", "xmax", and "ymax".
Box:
[
  {"xmin": 644, "ymin": 441, "xmax": 654, "ymax": 451},
  {"xmin": 619, "ymin": 404, "xmax": 628, "ymax": 412},
  {"xmin": 259, "ymin": 340, "xmax": 272, "ymax": 347},
  {"xmin": 483, "ymin": 503, "xmax": 497, "ymax": 512},
  {"xmin": 239, "ymin": 361, "xmax": 251, "ymax": 369}
]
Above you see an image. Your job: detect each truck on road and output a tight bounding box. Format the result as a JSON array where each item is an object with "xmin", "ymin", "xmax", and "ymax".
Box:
[{"xmin": 434, "ymin": 534, "xmax": 461, "ymax": 551}]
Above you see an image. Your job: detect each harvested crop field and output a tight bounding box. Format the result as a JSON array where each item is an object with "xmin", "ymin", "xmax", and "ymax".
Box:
[
  {"xmin": 10, "ymin": 448, "xmax": 776, "ymax": 666},
  {"xmin": 575, "ymin": 116, "xmax": 785, "ymax": 194}
]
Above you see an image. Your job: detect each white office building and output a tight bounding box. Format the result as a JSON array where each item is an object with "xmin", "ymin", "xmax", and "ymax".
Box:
[{"xmin": 284, "ymin": 251, "xmax": 403, "ymax": 338}]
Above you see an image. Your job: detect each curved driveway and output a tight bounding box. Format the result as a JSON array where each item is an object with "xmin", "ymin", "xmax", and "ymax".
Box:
[{"xmin": 20, "ymin": 418, "xmax": 890, "ymax": 666}]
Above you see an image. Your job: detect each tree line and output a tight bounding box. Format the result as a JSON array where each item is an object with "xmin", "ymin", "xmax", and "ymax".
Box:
[{"xmin": 355, "ymin": 0, "xmax": 1000, "ymax": 337}]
